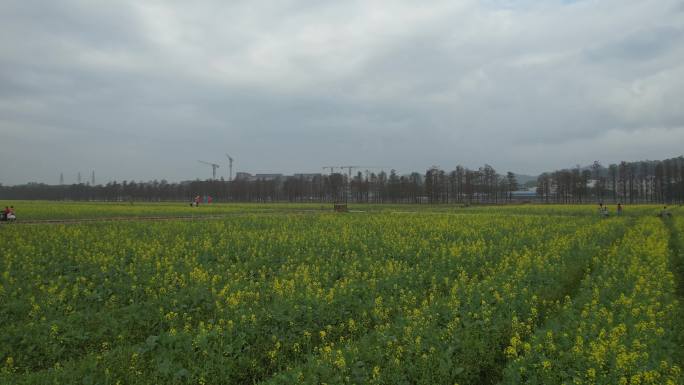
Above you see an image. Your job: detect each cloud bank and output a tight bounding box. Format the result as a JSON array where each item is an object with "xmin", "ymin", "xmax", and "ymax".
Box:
[{"xmin": 1, "ymin": 0, "xmax": 683, "ymax": 184}]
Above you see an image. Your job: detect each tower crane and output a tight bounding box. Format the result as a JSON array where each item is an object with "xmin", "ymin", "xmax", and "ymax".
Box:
[
  {"xmin": 338, "ymin": 166, "xmax": 362, "ymax": 204},
  {"xmin": 198, "ymin": 160, "xmax": 220, "ymax": 179},
  {"xmin": 322, "ymin": 166, "xmax": 337, "ymax": 174},
  {"xmin": 339, "ymin": 166, "xmax": 386, "ymax": 179},
  {"xmin": 338, "ymin": 165, "xmax": 361, "ymax": 181},
  {"xmin": 321, "ymin": 165, "xmax": 388, "ymax": 210},
  {"xmin": 225, "ymin": 153, "xmax": 234, "ymax": 181},
  {"xmin": 340, "ymin": 166, "xmax": 388, "ymax": 202}
]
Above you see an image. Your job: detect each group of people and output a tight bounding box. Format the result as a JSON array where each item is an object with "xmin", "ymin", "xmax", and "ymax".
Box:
[
  {"xmin": 1, "ymin": 206, "xmax": 16, "ymax": 221},
  {"xmin": 190, "ymin": 195, "xmax": 213, "ymax": 207},
  {"xmin": 598, "ymin": 202, "xmax": 623, "ymax": 217},
  {"xmin": 599, "ymin": 202, "xmax": 676, "ymax": 218}
]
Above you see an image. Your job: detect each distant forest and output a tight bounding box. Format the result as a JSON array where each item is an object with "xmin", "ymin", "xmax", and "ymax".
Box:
[{"xmin": 1, "ymin": 156, "xmax": 683, "ymax": 204}]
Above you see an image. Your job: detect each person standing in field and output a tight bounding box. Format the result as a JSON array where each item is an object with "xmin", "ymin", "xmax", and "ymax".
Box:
[
  {"xmin": 598, "ymin": 203, "xmax": 608, "ymax": 217},
  {"xmin": 617, "ymin": 203, "xmax": 623, "ymax": 216}
]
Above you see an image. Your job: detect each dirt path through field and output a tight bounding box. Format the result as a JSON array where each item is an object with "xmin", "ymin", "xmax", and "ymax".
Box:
[{"xmin": 0, "ymin": 210, "xmax": 328, "ymax": 226}]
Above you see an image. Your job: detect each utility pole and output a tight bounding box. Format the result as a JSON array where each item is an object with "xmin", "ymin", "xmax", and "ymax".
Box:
[
  {"xmin": 91, "ymin": 170, "xmax": 95, "ymax": 185},
  {"xmin": 77, "ymin": 172, "xmax": 82, "ymax": 184},
  {"xmin": 59, "ymin": 173, "xmax": 64, "ymax": 185}
]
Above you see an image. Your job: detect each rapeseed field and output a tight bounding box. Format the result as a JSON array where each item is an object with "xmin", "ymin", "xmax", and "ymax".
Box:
[{"xmin": 0, "ymin": 203, "xmax": 681, "ymax": 384}]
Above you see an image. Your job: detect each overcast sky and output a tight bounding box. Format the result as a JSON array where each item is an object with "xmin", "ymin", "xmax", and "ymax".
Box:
[{"xmin": 1, "ymin": 0, "xmax": 683, "ymax": 185}]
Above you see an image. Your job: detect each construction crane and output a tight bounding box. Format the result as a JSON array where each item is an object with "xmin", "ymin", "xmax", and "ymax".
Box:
[
  {"xmin": 338, "ymin": 166, "xmax": 362, "ymax": 204},
  {"xmin": 339, "ymin": 165, "xmax": 361, "ymax": 181},
  {"xmin": 322, "ymin": 166, "xmax": 338, "ymax": 174},
  {"xmin": 339, "ymin": 166, "xmax": 387, "ymax": 179},
  {"xmin": 321, "ymin": 165, "xmax": 387, "ymax": 210},
  {"xmin": 340, "ymin": 166, "xmax": 389, "ymax": 203},
  {"xmin": 198, "ymin": 160, "xmax": 220, "ymax": 179},
  {"xmin": 225, "ymin": 153, "xmax": 234, "ymax": 181}
]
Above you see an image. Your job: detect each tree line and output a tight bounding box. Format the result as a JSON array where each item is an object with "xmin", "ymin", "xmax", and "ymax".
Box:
[
  {"xmin": 0, "ymin": 165, "xmax": 519, "ymax": 203},
  {"xmin": 1, "ymin": 156, "xmax": 683, "ymax": 204},
  {"xmin": 537, "ymin": 156, "xmax": 684, "ymax": 204}
]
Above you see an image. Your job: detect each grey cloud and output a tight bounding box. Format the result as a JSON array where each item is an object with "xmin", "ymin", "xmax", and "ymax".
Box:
[
  {"xmin": 0, "ymin": 1, "xmax": 145, "ymax": 49},
  {"xmin": 1, "ymin": 0, "xmax": 683, "ymax": 184},
  {"xmin": 584, "ymin": 26, "xmax": 684, "ymax": 64}
]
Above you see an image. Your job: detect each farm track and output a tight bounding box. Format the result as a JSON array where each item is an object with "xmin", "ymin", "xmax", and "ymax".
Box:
[
  {"xmin": 0, "ymin": 210, "xmax": 561, "ymax": 225},
  {"xmin": 0, "ymin": 210, "xmax": 329, "ymax": 225},
  {"xmin": 5, "ymin": 208, "xmax": 626, "ymax": 226}
]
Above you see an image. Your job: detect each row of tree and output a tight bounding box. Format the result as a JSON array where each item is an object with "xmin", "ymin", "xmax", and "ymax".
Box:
[
  {"xmin": 0, "ymin": 165, "xmax": 522, "ymax": 203},
  {"xmin": 537, "ymin": 157, "xmax": 684, "ymax": 204},
  {"xmin": 2, "ymin": 157, "xmax": 683, "ymax": 204}
]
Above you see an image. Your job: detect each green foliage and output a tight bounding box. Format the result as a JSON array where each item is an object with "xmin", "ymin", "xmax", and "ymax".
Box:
[{"xmin": 0, "ymin": 205, "xmax": 680, "ymax": 384}]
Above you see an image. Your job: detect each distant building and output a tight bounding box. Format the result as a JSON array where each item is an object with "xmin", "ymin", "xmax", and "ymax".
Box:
[
  {"xmin": 234, "ymin": 172, "xmax": 284, "ymax": 182},
  {"xmin": 293, "ymin": 173, "xmax": 322, "ymax": 180},
  {"xmin": 254, "ymin": 174, "xmax": 283, "ymax": 181},
  {"xmin": 235, "ymin": 172, "xmax": 253, "ymax": 181},
  {"xmin": 511, "ymin": 188, "xmax": 538, "ymax": 201}
]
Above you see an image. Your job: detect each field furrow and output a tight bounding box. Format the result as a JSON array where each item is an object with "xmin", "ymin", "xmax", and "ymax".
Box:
[
  {"xmin": 261, "ymin": 219, "xmax": 625, "ymax": 385},
  {"xmin": 501, "ymin": 218, "xmax": 683, "ymax": 385}
]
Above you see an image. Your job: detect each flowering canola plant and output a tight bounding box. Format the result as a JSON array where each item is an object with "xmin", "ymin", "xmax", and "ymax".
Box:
[
  {"xmin": 502, "ymin": 217, "xmax": 682, "ymax": 385},
  {"xmin": 0, "ymin": 205, "xmax": 681, "ymax": 385}
]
